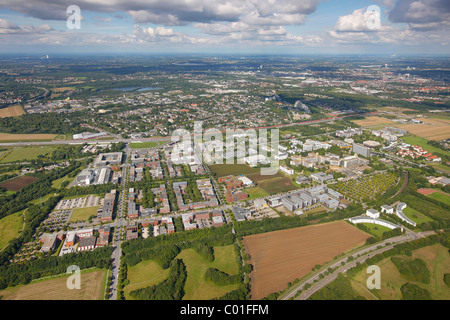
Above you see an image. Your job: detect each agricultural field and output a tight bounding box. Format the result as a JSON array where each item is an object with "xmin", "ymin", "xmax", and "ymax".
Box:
[
  {"xmin": 69, "ymin": 206, "xmax": 99, "ymax": 223},
  {"xmin": 0, "ymin": 105, "xmax": 25, "ymax": 118},
  {"xmin": 392, "ymin": 123, "xmax": 450, "ymax": 140},
  {"xmin": 209, "ymin": 163, "xmax": 260, "ymax": 177},
  {"xmin": 0, "ymin": 146, "xmax": 54, "ymax": 163},
  {"xmin": 351, "ymin": 116, "xmax": 394, "ymax": 127},
  {"xmin": 0, "ymin": 175, "xmax": 38, "ymax": 191},
  {"xmin": 0, "ymin": 210, "xmax": 24, "ymax": 249},
  {"xmin": 246, "ymin": 172, "xmax": 297, "ymax": 195},
  {"xmin": 0, "ymin": 133, "xmax": 57, "ymax": 142},
  {"xmin": 124, "ymin": 245, "xmax": 240, "ymax": 300},
  {"xmin": 0, "ymin": 269, "xmax": 107, "ymax": 300},
  {"xmin": 350, "ymin": 244, "xmax": 450, "ymax": 300},
  {"xmin": 331, "ymin": 172, "xmax": 398, "ymax": 202},
  {"xmin": 242, "ymin": 221, "xmax": 370, "ymax": 300}
]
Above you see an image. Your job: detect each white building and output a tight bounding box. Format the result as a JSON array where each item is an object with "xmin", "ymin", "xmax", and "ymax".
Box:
[{"xmin": 366, "ymin": 209, "xmax": 380, "ymax": 219}]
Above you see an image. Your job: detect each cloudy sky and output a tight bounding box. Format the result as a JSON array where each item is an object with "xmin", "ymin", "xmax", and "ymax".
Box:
[{"xmin": 0, "ymin": 0, "xmax": 449, "ymax": 54}]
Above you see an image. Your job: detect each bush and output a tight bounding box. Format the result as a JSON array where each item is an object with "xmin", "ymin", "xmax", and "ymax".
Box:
[
  {"xmin": 400, "ymin": 282, "xmax": 432, "ymax": 300},
  {"xmin": 391, "ymin": 257, "xmax": 430, "ymax": 284}
]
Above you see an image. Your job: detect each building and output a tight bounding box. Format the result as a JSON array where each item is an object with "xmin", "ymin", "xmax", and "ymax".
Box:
[
  {"xmin": 296, "ymin": 175, "xmax": 311, "ymax": 184},
  {"xmin": 94, "ymin": 152, "xmax": 123, "ymax": 167},
  {"xmin": 254, "ymin": 198, "xmax": 267, "ymax": 208},
  {"xmin": 226, "ymin": 189, "xmax": 249, "ymax": 203},
  {"xmin": 395, "ymin": 202, "xmax": 417, "ymax": 227},
  {"xmin": 40, "ymin": 234, "xmax": 58, "ymax": 253},
  {"xmin": 352, "ymin": 142, "xmax": 371, "ymax": 158},
  {"xmin": 212, "ymin": 215, "xmax": 225, "ymax": 227},
  {"xmin": 78, "ymin": 236, "xmax": 97, "ymax": 251},
  {"xmin": 233, "ymin": 206, "xmax": 251, "ymax": 222},
  {"xmin": 238, "ymin": 176, "xmax": 253, "ymax": 186},
  {"xmin": 310, "ymin": 172, "xmax": 334, "ymax": 183},
  {"xmin": 280, "ymin": 164, "xmax": 294, "ymax": 175},
  {"xmin": 380, "ymin": 205, "xmax": 394, "ymax": 214},
  {"xmin": 366, "ymin": 209, "xmax": 380, "ymax": 219}
]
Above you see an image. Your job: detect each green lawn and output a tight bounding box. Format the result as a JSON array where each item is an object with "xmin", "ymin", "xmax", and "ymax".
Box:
[
  {"xmin": 129, "ymin": 141, "xmax": 159, "ymax": 148},
  {"xmin": 427, "ymin": 191, "xmax": 450, "ymax": 206},
  {"xmin": 124, "ymin": 260, "xmax": 170, "ymax": 300},
  {"xmin": 51, "ymin": 175, "xmax": 74, "ymax": 189},
  {"xmin": 0, "ymin": 210, "xmax": 24, "ymax": 249},
  {"xmin": 244, "ymin": 186, "xmax": 269, "ymax": 199},
  {"xmin": 403, "ymin": 206, "xmax": 434, "ymax": 225},
  {"xmin": 69, "ymin": 206, "xmax": 99, "ymax": 223},
  {"xmin": 0, "ymin": 146, "xmax": 54, "ymax": 163},
  {"xmin": 124, "ymin": 245, "xmax": 240, "ymax": 300},
  {"xmin": 360, "ymin": 223, "xmax": 393, "ymax": 237},
  {"xmin": 177, "ymin": 245, "xmax": 240, "ymax": 300}
]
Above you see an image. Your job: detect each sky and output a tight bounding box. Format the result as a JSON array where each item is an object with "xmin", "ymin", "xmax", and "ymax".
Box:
[{"xmin": 0, "ymin": 0, "xmax": 449, "ymax": 55}]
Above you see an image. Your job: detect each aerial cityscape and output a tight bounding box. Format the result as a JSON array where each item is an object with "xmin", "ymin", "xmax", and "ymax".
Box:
[{"xmin": 0, "ymin": 0, "xmax": 449, "ymax": 309}]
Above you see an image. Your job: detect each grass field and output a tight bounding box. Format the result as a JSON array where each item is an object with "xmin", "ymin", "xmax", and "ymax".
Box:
[
  {"xmin": 0, "ymin": 176, "xmax": 38, "ymax": 191},
  {"xmin": 0, "ymin": 210, "xmax": 24, "ymax": 249},
  {"xmin": 0, "ymin": 133, "xmax": 57, "ymax": 142},
  {"xmin": 209, "ymin": 163, "xmax": 260, "ymax": 177},
  {"xmin": 243, "ymin": 221, "xmax": 370, "ymax": 299},
  {"xmin": 351, "ymin": 244, "xmax": 450, "ymax": 300},
  {"xmin": 69, "ymin": 206, "xmax": 99, "ymax": 223},
  {"xmin": 129, "ymin": 141, "xmax": 159, "ymax": 148},
  {"xmin": 51, "ymin": 175, "xmax": 75, "ymax": 189},
  {"xmin": 0, "ymin": 146, "xmax": 54, "ymax": 163},
  {"xmin": 426, "ymin": 191, "xmax": 450, "ymax": 206},
  {"xmin": 0, "ymin": 105, "xmax": 25, "ymax": 118},
  {"xmin": 0, "ymin": 269, "xmax": 107, "ymax": 300},
  {"xmin": 124, "ymin": 245, "xmax": 240, "ymax": 300},
  {"xmin": 401, "ymin": 135, "xmax": 449, "ymax": 156},
  {"xmin": 360, "ymin": 223, "xmax": 393, "ymax": 237},
  {"xmin": 402, "ymin": 206, "xmax": 434, "ymax": 225},
  {"xmin": 124, "ymin": 260, "xmax": 170, "ymax": 300},
  {"xmin": 244, "ymin": 186, "xmax": 269, "ymax": 199}
]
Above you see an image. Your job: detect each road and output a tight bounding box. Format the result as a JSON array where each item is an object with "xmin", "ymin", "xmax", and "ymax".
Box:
[
  {"xmin": 107, "ymin": 143, "xmax": 131, "ymax": 300},
  {"xmin": 279, "ymin": 230, "xmax": 435, "ymax": 300}
]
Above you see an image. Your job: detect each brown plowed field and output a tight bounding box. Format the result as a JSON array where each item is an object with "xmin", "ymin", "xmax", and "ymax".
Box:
[
  {"xmin": 0, "ymin": 176, "xmax": 38, "ymax": 191},
  {"xmin": 0, "ymin": 269, "xmax": 106, "ymax": 300},
  {"xmin": 242, "ymin": 221, "xmax": 370, "ymax": 300}
]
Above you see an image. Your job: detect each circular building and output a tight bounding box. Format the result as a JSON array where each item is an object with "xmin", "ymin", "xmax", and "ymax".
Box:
[{"xmin": 363, "ymin": 140, "xmax": 381, "ymax": 148}]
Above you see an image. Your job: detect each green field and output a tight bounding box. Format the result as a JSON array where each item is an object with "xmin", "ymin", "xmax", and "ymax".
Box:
[
  {"xmin": 402, "ymin": 206, "xmax": 434, "ymax": 225},
  {"xmin": 360, "ymin": 223, "xmax": 393, "ymax": 237},
  {"xmin": 402, "ymin": 135, "xmax": 449, "ymax": 157},
  {"xmin": 51, "ymin": 175, "xmax": 75, "ymax": 189},
  {"xmin": 351, "ymin": 244, "xmax": 450, "ymax": 300},
  {"xmin": 244, "ymin": 186, "xmax": 269, "ymax": 199},
  {"xmin": 0, "ymin": 146, "xmax": 54, "ymax": 163},
  {"xmin": 0, "ymin": 210, "xmax": 24, "ymax": 249},
  {"xmin": 427, "ymin": 191, "xmax": 450, "ymax": 206},
  {"xmin": 209, "ymin": 163, "xmax": 260, "ymax": 177},
  {"xmin": 124, "ymin": 245, "xmax": 240, "ymax": 300},
  {"xmin": 129, "ymin": 141, "xmax": 159, "ymax": 148},
  {"xmin": 124, "ymin": 260, "xmax": 170, "ymax": 300},
  {"xmin": 69, "ymin": 206, "xmax": 98, "ymax": 222}
]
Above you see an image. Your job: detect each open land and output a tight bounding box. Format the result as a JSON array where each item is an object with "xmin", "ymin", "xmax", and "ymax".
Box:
[
  {"xmin": 0, "ymin": 105, "xmax": 25, "ymax": 118},
  {"xmin": 0, "ymin": 176, "xmax": 38, "ymax": 191},
  {"xmin": 242, "ymin": 221, "xmax": 371, "ymax": 299},
  {"xmin": 0, "ymin": 269, "xmax": 106, "ymax": 300}
]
